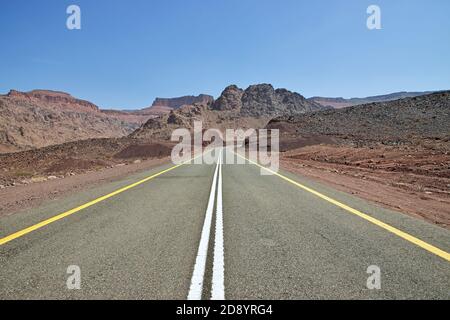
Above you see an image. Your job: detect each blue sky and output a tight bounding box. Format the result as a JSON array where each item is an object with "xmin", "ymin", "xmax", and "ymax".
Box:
[{"xmin": 0, "ymin": 0, "xmax": 449, "ymax": 109}]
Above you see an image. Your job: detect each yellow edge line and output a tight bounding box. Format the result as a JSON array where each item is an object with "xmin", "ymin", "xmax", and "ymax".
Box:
[
  {"xmin": 0, "ymin": 154, "xmax": 203, "ymax": 246},
  {"xmin": 234, "ymin": 151, "xmax": 450, "ymax": 262}
]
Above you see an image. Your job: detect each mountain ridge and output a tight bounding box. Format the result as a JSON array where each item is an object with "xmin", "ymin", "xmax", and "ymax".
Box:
[
  {"xmin": 0, "ymin": 89, "xmax": 153, "ymax": 153},
  {"xmin": 1, "ymin": 86, "xmax": 447, "ymax": 153},
  {"xmin": 132, "ymin": 84, "xmax": 328, "ymax": 140},
  {"xmin": 309, "ymin": 91, "xmax": 437, "ymax": 109},
  {"xmin": 269, "ymin": 91, "xmax": 450, "ymax": 148}
]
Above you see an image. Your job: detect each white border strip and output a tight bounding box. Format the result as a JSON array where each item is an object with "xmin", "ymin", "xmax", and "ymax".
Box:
[
  {"xmin": 187, "ymin": 150, "xmax": 220, "ymax": 300},
  {"xmin": 211, "ymin": 149, "xmax": 225, "ymax": 300}
]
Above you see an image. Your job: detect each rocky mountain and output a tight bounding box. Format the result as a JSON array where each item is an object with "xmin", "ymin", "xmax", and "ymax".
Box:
[
  {"xmin": 268, "ymin": 91, "xmax": 450, "ymax": 147},
  {"xmin": 0, "ymin": 90, "xmax": 214, "ymax": 152},
  {"xmin": 131, "ymin": 102, "xmax": 270, "ymax": 141},
  {"xmin": 142, "ymin": 94, "xmax": 214, "ymax": 115},
  {"xmin": 212, "ymin": 84, "xmax": 326, "ymax": 116},
  {"xmin": 132, "ymin": 84, "xmax": 328, "ymax": 140},
  {"xmin": 0, "ymin": 90, "xmax": 152, "ymax": 153},
  {"xmin": 310, "ymin": 91, "xmax": 436, "ymax": 109},
  {"xmin": 211, "ymin": 85, "xmax": 244, "ymax": 111},
  {"xmin": 3, "ymin": 85, "xmax": 441, "ymax": 153}
]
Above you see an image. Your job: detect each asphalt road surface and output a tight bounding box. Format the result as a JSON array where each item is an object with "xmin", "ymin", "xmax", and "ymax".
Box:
[{"xmin": 1, "ymin": 148, "xmax": 449, "ymax": 299}]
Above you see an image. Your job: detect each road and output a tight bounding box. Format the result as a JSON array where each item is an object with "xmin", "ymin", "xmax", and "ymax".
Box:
[{"xmin": 0, "ymin": 148, "xmax": 449, "ymax": 299}]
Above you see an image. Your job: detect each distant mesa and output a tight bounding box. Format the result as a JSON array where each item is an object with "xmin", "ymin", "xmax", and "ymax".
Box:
[
  {"xmin": 149, "ymin": 94, "xmax": 214, "ymax": 111},
  {"xmin": 131, "ymin": 94, "xmax": 214, "ymax": 116}
]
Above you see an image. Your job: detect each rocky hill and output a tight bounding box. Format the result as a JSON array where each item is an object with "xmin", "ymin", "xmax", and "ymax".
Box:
[
  {"xmin": 4, "ymin": 85, "xmax": 438, "ymax": 153},
  {"xmin": 131, "ymin": 100, "xmax": 269, "ymax": 140},
  {"xmin": 310, "ymin": 91, "xmax": 435, "ymax": 109},
  {"xmin": 0, "ymin": 90, "xmax": 151, "ymax": 152},
  {"xmin": 268, "ymin": 91, "xmax": 450, "ymax": 148},
  {"xmin": 213, "ymin": 84, "xmax": 326, "ymax": 116},
  {"xmin": 132, "ymin": 84, "xmax": 328, "ymax": 140}
]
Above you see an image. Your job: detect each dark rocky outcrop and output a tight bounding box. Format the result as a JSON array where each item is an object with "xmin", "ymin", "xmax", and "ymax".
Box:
[
  {"xmin": 133, "ymin": 83, "xmax": 329, "ymax": 141},
  {"xmin": 213, "ymin": 84, "xmax": 326, "ymax": 117},
  {"xmin": 211, "ymin": 85, "xmax": 244, "ymax": 111}
]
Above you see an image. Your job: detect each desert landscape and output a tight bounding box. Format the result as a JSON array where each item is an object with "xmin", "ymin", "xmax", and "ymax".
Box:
[
  {"xmin": 3, "ymin": 1, "xmax": 450, "ymax": 305},
  {"xmin": 0, "ymin": 85, "xmax": 448, "ymax": 228}
]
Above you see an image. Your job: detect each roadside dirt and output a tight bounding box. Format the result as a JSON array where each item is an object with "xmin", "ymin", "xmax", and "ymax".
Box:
[
  {"xmin": 0, "ymin": 157, "xmax": 170, "ymax": 218},
  {"xmin": 281, "ymin": 144, "xmax": 450, "ymax": 229},
  {"xmin": 0, "ymin": 137, "xmax": 175, "ymax": 186},
  {"xmin": 1, "ymin": 140, "xmax": 448, "ymax": 230}
]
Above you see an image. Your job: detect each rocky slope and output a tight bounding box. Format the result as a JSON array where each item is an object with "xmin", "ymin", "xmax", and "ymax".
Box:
[
  {"xmin": 133, "ymin": 84, "xmax": 327, "ymax": 140},
  {"xmin": 268, "ymin": 91, "xmax": 450, "ymax": 148},
  {"xmin": 131, "ymin": 101, "xmax": 269, "ymax": 140},
  {"xmin": 0, "ymin": 136, "xmax": 174, "ymax": 187},
  {"xmin": 212, "ymin": 84, "xmax": 326, "ymax": 116},
  {"xmin": 0, "ymin": 90, "xmax": 152, "ymax": 152},
  {"xmin": 310, "ymin": 91, "xmax": 435, "ymax": 109}
]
